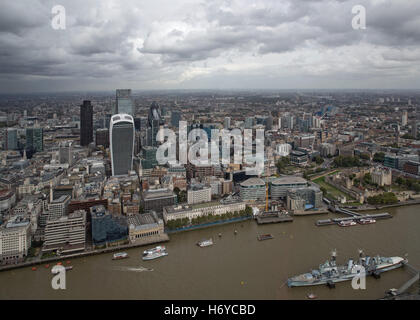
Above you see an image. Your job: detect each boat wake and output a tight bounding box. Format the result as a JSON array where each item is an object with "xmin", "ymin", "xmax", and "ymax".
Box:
[{"xmin": 113, "ymin": 266, "xmax": 154, "ymax": 273}]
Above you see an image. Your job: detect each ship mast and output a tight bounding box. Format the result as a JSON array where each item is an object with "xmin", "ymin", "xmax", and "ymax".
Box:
[
  {"xmin": 265, "ymin": 176, "xmax": 269, "ymax": 212},
  {"xmin": 331, "ymin": 249, "xmax": 337, "ymax": 266}
]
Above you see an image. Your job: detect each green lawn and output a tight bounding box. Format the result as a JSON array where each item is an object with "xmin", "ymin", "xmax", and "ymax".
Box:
[{"xmin": 313, "ymin": 176, "xmax": 355, "ymax": 201}]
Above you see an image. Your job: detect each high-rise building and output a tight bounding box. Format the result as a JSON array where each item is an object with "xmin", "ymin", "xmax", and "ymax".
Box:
[
  {"xmin": 411, "ymin": 120, "xmax": 418, "ymax": 138},
  {"xmin": 26, "ymin": 127, "xmax": 43, "ymax": 153},
  {"xmin": 402, "ymin": 110, "xmax": 408, "ymax": 126},
  {"xmin": 171, "ymin": 111, "xmax": 181, "ymax": 128},
  {"xmin": 110, "ymin": 114, "xmax": 135, "ymax": 176},
  {"xmin": 244, "ymin": 117, "xmax": 254, "ymax": 129},
  {"xmin": 115, "ymin": 89, "xmax": 134, "ymax": 115},
  {"xmin": 95, "ymin": 128, "xmax": 109, "ymax": 148},
  {"xmin": 146, "ymin": 102, "xmax": 164, "ymax": 147},
  {"xmin": 224, "ymin": 117, "xmax": 231, "ymax": 129},
  {"xmin": 80, "ymin": 100, "xmax": 93, "ymax": 146},
  {"xmin": 282, "ymin": 114, "xmax": 294, "ymax": 130},
  {"xmin": 59, "ymin": 141, "xmax": 73, "ymax": 165},
  {"xmin": 5, "ymin": 128, "xmax": 18, "ymax": 150},
  {"xmin": 266, "ymin": 115, "xmax": 273, "ymax": 130}
]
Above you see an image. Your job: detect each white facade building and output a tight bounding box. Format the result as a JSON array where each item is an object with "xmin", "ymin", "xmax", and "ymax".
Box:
[
  {"xmin": 163, "ymin": 201, "xmax": 246, "ymax": 223},
  {"xmin": 0, "ymin": 216, "xmax": 31, "ymax": 264},
  {"xmin": 276, "ymin": 143, "xmax": 292, "ymax": 157},
  {"xmin": 187, "ymin": 185, "xmax": 212, "ymax": 204}
]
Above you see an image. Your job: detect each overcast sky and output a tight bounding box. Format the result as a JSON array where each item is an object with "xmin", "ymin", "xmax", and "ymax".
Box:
[{"xmin": 0, "ymin": 0, "xmax": 419, "ymax": 93}]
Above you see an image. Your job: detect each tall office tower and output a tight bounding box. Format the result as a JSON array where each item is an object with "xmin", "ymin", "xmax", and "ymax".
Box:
[
  {"xmin": 95, "ymin": 128, "xmax": 109, "ymax": 148},
  {"xmin": 244, "ymin": 117, "xmax": 254, "ymax": 129},
  {"xmin": 411, "ymin": 106, "xmax": 419, "ymax": 138},
  {"xmin": 5, "ymin": 128, "xmax": 18, "ymax": 150},
  {"xmin": 80, "ymin": 100, "xmax": 93, "ymax": 146},
  {"xmin": 313, "ymin": 116, "xmax": 321, "ymax": 128},
  {"xmin": 412, "ymin": 120, "xmax": 418, "ymax": 139},
  {"xmin": 59, "ymin": 141, "xmax": 74, "ymax": 165},
  {"xmin": 110, "ymin": 114, "xmax": 135, "ymax": 176},
  {"xmin": 402, "ymin": 110, "xmax": 408, "ymax": 126},
  {"xmin": 171, "ymin": 111, "xmax": 181, "ymax": 128},
  {"xmin": 224, "ymin": 117, "xmax": 231, "ymax": 129},
  {"xmin": 115, "ymin": 89, "xmax": 134, "ymax": 115},
  {"xmin": 26, "ymin": 127, "xmax": 43, "ymax": 153},
  {"xmin": 146, "ymin": 102, "xmax": 164, "ymax": 147},
  {"xmin": 282, "ymin": 114, "xmax": 294, "ymax": 130},
  {"xmin": 266, "ymin": 115, "xmax": 273, "ymax": 130}
]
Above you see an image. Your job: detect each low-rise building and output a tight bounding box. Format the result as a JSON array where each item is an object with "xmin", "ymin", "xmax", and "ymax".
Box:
[
  {"xmin": 270, "ymin": 176, "xmax": 308, "ymax": 200},
  {"xmin": 127, "ymin": 212, "xmax": 165, "ymax": 243},
  {"xmin": 286, "ymin": 186, "xmax": 323, "ymax": 212},
  {"xmin": 319, "ymin": 143, "xmax": 336, "ymax": 157},
  {"xmin": 48, "ymin": 195, "xmax": 71, "ymax": 221},
  {"xmin": 90, "ymin": 205, "xmax": 128, "ymax": 245},
  {"xmin": 187, "ymin": 184, "xmax": 212, "ymax": 204},
  {"xmin": 43, "ymin": 210, "xmax": 86, "ymax": 253},
  {"xmin": 240, "ymin": 178, "xmax": 266, "ymax": 201},
  {"xmin": 0, "ymin": 216, "xmax": 31, "ymax": 265},
  {"xmin": 371, "ymin": 168, "xmax": 392, "ymax": 186},
  {"xmin": 290, "ymin": 150, "xmax": 308, "ymax": 166},
  {"xmin": 141, "ymin": 188, "xmax": 177, "ymax": 214},
  {"xmin": 163, "ymin": 201, "xmax": 246, "ymax": 223},
  {"xmin": 403, "ymin": 161, "xmax": 420, "ymax": 176},
  {"xmin": 0, "ymin": 189, "xmax": 16, "ymax": 214}
]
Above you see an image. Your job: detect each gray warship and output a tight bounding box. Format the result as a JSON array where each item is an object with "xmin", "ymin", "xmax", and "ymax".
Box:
[{"xmin": 287, "ymin": 250, "xmax": 407, "ymax": 287}]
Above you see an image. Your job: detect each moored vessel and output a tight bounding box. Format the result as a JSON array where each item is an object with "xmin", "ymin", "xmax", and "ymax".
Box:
[
  {"xmin": 257, "ymin": 234, "xmax": 273, "ymax": 241},
  {"xmin": 112, "ymin": 252, "xmax": 129, "ymax": 260},
  {"xmin": 142, "ymin": 246, "xmax": 168, "ymax": 261},
  {"xmin": 197, "ymin": 238, "xmax": 214, "ymax": 247},
  {"xmin": 358, "ymin": 218, "xmax": 376, "ymax": 225},
  {"xmin": 287, "ymin": 250, "xmax": 407, "ymax": 287},
  {"xmin": 338, "ymin": 220, "xmax": 357, "ymax": 227}
]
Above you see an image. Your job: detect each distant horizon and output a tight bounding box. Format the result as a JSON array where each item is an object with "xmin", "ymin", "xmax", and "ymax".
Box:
[{"xmin": 1, "ymin": 88, "xmax": 420, "ymax": 96}]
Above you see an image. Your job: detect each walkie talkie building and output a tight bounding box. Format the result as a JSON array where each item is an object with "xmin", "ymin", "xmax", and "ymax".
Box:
[{"xmin": 110, "ymin": 114, "xmax": 135, "ymax": 176}]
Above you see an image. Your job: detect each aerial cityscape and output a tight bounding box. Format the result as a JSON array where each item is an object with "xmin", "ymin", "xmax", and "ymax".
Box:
[{"xmin": 0, "ymin": 0, "xmax": 419, "ymax": 304}]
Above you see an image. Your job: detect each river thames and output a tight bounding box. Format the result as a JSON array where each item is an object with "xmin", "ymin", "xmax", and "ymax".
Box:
[{"xmin": 0, "ymin": 205, "xmax": 419, "ymax": 300}]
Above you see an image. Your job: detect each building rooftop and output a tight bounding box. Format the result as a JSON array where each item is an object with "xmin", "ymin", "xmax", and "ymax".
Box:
[
  {"xmin": 142, "ymin": 188, "xmax": 175, "ymax": 200},
  {"xmin": 271, "ymin": 176, "xmax": 307, "ymax": 185},
  {"xmin": 240, "ymin": 177, "xmax": 265, "ymax": 187},
  {"xmin": 50, "ymin": 195, "xmax": 70, "ymax": 204},
  {"xmin": 127, "ymin": 212, "xmax": 161, "ymax": 230}
]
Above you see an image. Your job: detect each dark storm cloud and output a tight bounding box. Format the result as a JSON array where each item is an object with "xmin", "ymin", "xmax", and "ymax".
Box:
[{"xmin": 0, "ymin": 0, "xmax": 420, "ymax": 92}]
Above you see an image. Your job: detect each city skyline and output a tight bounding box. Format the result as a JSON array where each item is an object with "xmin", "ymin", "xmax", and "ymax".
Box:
[
  {"xmin": 1, "ymin": 0, "xmax": 420, "ymax": 305},
  {"xmin": 1, "ymin": 0, "xmax": 420, "ymax": 93}
]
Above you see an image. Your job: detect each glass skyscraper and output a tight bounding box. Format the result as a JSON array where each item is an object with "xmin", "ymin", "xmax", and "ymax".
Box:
[
  {"xmin": 6, "ymin": 128, "xmax": 18, "ymax": 150},
  {"xmin": 115, "ymin": 89, "xmax": 134, "ymax": 115},
  {"xmin": 110, "ymin": 114, "xmax": 135, "ymax": 176},
  {"xmin": 171, "ymin": 111, "xmax": 181, "ymax": 128},
  {"xmin": 26, "ymin": 127, "xmax": 43, "ymax": 152},
  {"xmin": 146, "ymin": 102, "xmax": 164, "ymax": 147},
  {"xmin": 80, "ymin": 100, "xmax": 93, "ymax": 146}
]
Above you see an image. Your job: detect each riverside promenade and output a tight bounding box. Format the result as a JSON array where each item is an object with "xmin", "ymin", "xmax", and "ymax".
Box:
[
  {"xmin": 166, "ymin": 215, "xmax": 252, "ymax": 234},
  {"xmin": 0, "ymin": 234, "xmax": 169, "ymax": 272}
]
